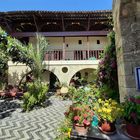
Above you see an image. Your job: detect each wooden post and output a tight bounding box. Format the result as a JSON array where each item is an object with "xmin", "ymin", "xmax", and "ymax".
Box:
[
  {"xmin": 87, "ymin": 36, "xmax": 89, "ymax": 59},
  {"xmin": 63, "ymin": 36, "xmax": 66, "ymax": 60}
]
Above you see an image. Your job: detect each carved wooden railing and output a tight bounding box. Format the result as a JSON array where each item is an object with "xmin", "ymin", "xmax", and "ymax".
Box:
[{"xmin": 45, "ymin": 50, "xmax": 104, "ymax": 61}]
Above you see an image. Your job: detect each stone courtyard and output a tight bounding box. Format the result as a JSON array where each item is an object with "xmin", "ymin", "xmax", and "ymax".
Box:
[{"xmin": 0, "ymin": 96, "xmax": 72, "ymax": 140}]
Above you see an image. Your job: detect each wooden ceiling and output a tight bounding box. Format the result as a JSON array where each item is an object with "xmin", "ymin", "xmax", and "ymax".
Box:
[{"xmin": 0, "ymin": 10, "xmax": 112, "ymax": 32}]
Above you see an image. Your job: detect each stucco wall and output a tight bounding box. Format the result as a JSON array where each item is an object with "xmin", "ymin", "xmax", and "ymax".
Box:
[
  {"xmin": 113, "ymin": 0, "xmax": 140, "ymax": 101},
  {"xmin": 44, "ymin": 60, "xmax": 99, "ymax": 85},
  {"xmin": 8, "ymin": 61, "xmax": 30, "ymax": 85},
  {"xmin": 29, "ymin": 36, "xmax": 108, "ymax": 51},
  {"xmin": 8, "ymin": 60, "xmax": 99, "ymax": 86}
]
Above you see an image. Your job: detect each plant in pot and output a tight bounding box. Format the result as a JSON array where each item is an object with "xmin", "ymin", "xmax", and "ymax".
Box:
[
  {"xmin": 64, "ymin": 103, "xmax": 94, "ymax": 135},
  {"xmin": 68, "ymin": 85, "xmax": 94, "ymax": 106},
  {"xmin": 55, "ymin": 119, "xmax": 71, "ymax": 140},
  {"xmin": 94, "ymin": 98, "xmax": 123, "ymax": 134},
  {"xmin": 123, "ymin": 96, "xmax": 140, "ymax": 139}
]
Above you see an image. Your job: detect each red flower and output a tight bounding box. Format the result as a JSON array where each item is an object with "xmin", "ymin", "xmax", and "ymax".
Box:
[
  {"xmin": 83, "ymin": 114, "xmax": 88, "ymax": 118},
  {"xmin": 74, "ymin": 116, "xmax": 80, "ymax": 121},
  {"xmin": 90, "ymin": 111, "xmax": 94, "ymax": 116},
  {"xmin": 83, "ymin": 119, "xmax": 90, "ymax": 126}
]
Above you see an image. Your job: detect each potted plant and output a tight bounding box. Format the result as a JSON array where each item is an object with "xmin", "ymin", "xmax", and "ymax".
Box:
[
  {"xmin": 64, "ymin": 103, "xmax": 94, "ymax": 135},
  {"xmin": 123, "ymin": 96, "xmax": 140, "ymax": 138},
  {"xmin": 94, "ymin": 98, "xmax": 123, "ymax": 133}
]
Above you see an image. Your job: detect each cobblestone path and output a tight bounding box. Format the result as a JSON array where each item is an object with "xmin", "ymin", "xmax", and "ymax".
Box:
[{"xmin": 0, "ymin": 96, "xmax": 72, "ymax": 140}]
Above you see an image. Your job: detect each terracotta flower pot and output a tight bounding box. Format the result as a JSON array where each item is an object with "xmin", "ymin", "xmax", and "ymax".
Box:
[
  {"xmin": 100, "ymin": 120, "xmax": 116, "ymax": 132},
  {"xmin": 74, "ymin": 124, "xmax": 89, "ymax": 135},
  {"xmin": 126, "ymin": 123, "xmax": 140, "ymax": 138}
]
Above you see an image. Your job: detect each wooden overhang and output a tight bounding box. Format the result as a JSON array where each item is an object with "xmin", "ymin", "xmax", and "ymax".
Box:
[
  {"xmin": 0, "ymin": 10, "xmax": 112, "ymax": 34},
  {"xmin": 11, "ymin": 31, "xmax": 108, "ymax": 37}
]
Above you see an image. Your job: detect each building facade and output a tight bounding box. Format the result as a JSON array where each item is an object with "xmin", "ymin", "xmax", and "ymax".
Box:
[{"xmin": 0, "ymin": 11, "xmax": 112, "ymax": 88}]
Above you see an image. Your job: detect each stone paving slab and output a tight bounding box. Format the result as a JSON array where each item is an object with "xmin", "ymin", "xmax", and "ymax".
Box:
[{"xmin": 0, "ymin": 96, "xmax": 72, "ymax": 140}]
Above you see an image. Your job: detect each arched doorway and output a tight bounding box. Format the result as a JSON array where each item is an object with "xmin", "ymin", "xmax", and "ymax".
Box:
[
  {"xmin": 42, "ymin": 70, "xmax": 60, "ymax": 91},
  {"xmin": 69, "ymin": 68, "xmax": 96, "ymax": 87},
  {"xmin": 49, "ymin": 72, "xmax": 60, "ymax": 90}
]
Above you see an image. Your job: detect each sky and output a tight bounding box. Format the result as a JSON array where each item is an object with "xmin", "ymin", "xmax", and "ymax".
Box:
[{"xmin": 0, "ymin": 0, "xmax": 112, "ymax": 12}]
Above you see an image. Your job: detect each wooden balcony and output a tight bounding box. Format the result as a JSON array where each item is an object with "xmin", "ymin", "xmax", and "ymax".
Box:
[{"xmin": 45, "ymin": 50, "xmax": 104, "ymax": 61}]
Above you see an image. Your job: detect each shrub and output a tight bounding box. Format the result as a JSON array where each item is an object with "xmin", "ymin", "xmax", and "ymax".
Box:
[
  {"xmin": 94, "ymin": 98, "xmax": 124, "ymax": 123},
  {"xmin": 22, "ymin": 81, "xmax": 48, "ymax": 111},
  {"xmin": 123, "ymin": 96, "xmax": 140, "ymax": 125}
]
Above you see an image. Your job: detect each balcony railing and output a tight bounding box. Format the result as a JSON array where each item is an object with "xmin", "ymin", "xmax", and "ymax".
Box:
[{"xmin": 45, "ymin": 50, "xmax": 104, "ymax": 61}]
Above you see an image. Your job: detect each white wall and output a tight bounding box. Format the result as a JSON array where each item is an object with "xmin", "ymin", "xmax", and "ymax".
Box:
[
  {"xmin": 29, "ymin": 36, "xmax": 109, "ymax": 51},
  {"xmin": 8, "ymin": 60, "xmax": 99, "ymax": 86},
  {"xmin": 89, "ymin": 37, "xmax": 108, "ymax": 50}
]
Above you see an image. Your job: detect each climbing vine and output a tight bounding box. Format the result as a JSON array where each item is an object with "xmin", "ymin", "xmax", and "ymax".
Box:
[{"xmin": 97, "ymin": 31, "xmax": 119, "ymax": 101}]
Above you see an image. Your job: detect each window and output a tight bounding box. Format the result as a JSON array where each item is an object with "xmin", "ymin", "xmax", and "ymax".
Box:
[
  {"xmin": 97, "ymin": 40, "xmax": 100, "ymax": 44},
  {"xmin": 78, "ymin": 40, "xmax": 82, "ymax": 45},
  {"xmin": 62, "ymin": 67, "xmax": 68, "ymax": 73}
]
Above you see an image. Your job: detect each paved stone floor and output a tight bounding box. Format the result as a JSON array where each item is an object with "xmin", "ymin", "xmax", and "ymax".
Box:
[{"xmin": 0, "ymin": 96, "xmax": 72, "ymax": 140}]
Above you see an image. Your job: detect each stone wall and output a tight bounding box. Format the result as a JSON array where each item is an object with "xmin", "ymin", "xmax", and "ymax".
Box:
[{"xmin": 113, "ymin": 0, "xmax": 140, "ymax": 101}]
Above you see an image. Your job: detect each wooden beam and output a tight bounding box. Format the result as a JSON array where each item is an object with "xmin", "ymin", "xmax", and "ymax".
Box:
[
  {"xmin": 11, "ymin": 31, "xmax": 108, "ymax": 37},
  {"xmin": 4, "ymin": 18, "xmax": 12, "ymax": 32},
  {"xmin": 61, "ymin": 15, "xmax": 65, "ymax": 31},
  {"xmin": 33, "ymin": 15, "xmax": 39, "ymax": 32},
  {"xmin": 87, "ymin": 14, "xmax": 90, "ymax": 31}
]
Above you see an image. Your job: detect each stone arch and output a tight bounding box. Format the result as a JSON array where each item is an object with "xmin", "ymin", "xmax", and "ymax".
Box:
[
  {"xmin": 68, "ymin": 68, "xmax": 96, "ymax": 86},
  {"xmin": 44, "ymin": 63, "xmax": 98, "ymax": 86}
]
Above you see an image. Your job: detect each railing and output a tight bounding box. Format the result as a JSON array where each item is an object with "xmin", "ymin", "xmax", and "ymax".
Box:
[{"xmin": 45, "ymin": 50, "xmax": 104, "ymax": 61}]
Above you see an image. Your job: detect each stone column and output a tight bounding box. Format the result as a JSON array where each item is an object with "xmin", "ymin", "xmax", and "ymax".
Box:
[{"xmin": 113, "ymin": 0, "xmax": 140, "ymax": 101}]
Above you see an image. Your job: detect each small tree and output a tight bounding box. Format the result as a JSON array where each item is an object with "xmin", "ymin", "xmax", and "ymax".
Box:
[
  {"xmin": 0, "ymin": 28, "xmax": 9, "ymax": 87},
  {"xmin": 0, "ymin": 27, "xmax": 49, "ymax": 111},
  {"xmin": 21, "ymin": 34, "xmax": 49, "ymax": 111},
  {"xmin": 26, "ymin": 34, "xmax": 48, "ymax": 81}
]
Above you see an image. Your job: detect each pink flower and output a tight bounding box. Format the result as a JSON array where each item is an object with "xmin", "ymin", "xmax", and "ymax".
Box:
[
  {"xmin": 74, "ymin": 116, "xmax": 80, "ymax": 121},
  {"xmin": 110, "ymin": 61, "xmax": 116, "ymax": 68},
  {"xmin": 105, "ymin": 54, "xmax": 109, "ymax": 60},
  {"xmin": 99, "ymin": 72, "xmax": 103, "ymax": 76},
  {"xmin": 131, "ymin": 112, "xmax": 137, "ymax": 119},
  {"xmin": 73, "ymin": 107, "xmax": 77, "ymax": 111},
  {"xmin": 77, "ymin": 107, "xmax": 82, "ymax": 111},
  {"xmin": 83, "ymin": 119, "xmax": 90, "ymax": 126},
  {"xmin": 99, "ymin": 60, "xmax": 105, "ymax": 65},
  {"xmin": 128, "ymin": 97, "xmax": 135, "ymax": 102},
  {"xmin": 83, "ymin": 114, "xmax": 88, "ymax": 118},
  {"xmin": 89, "ymin": 111, "xmax": 94, "ymax": 116},
  {"xmin": 135, "ymin": 98, "xmax": 140, "ymax": 104}
]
